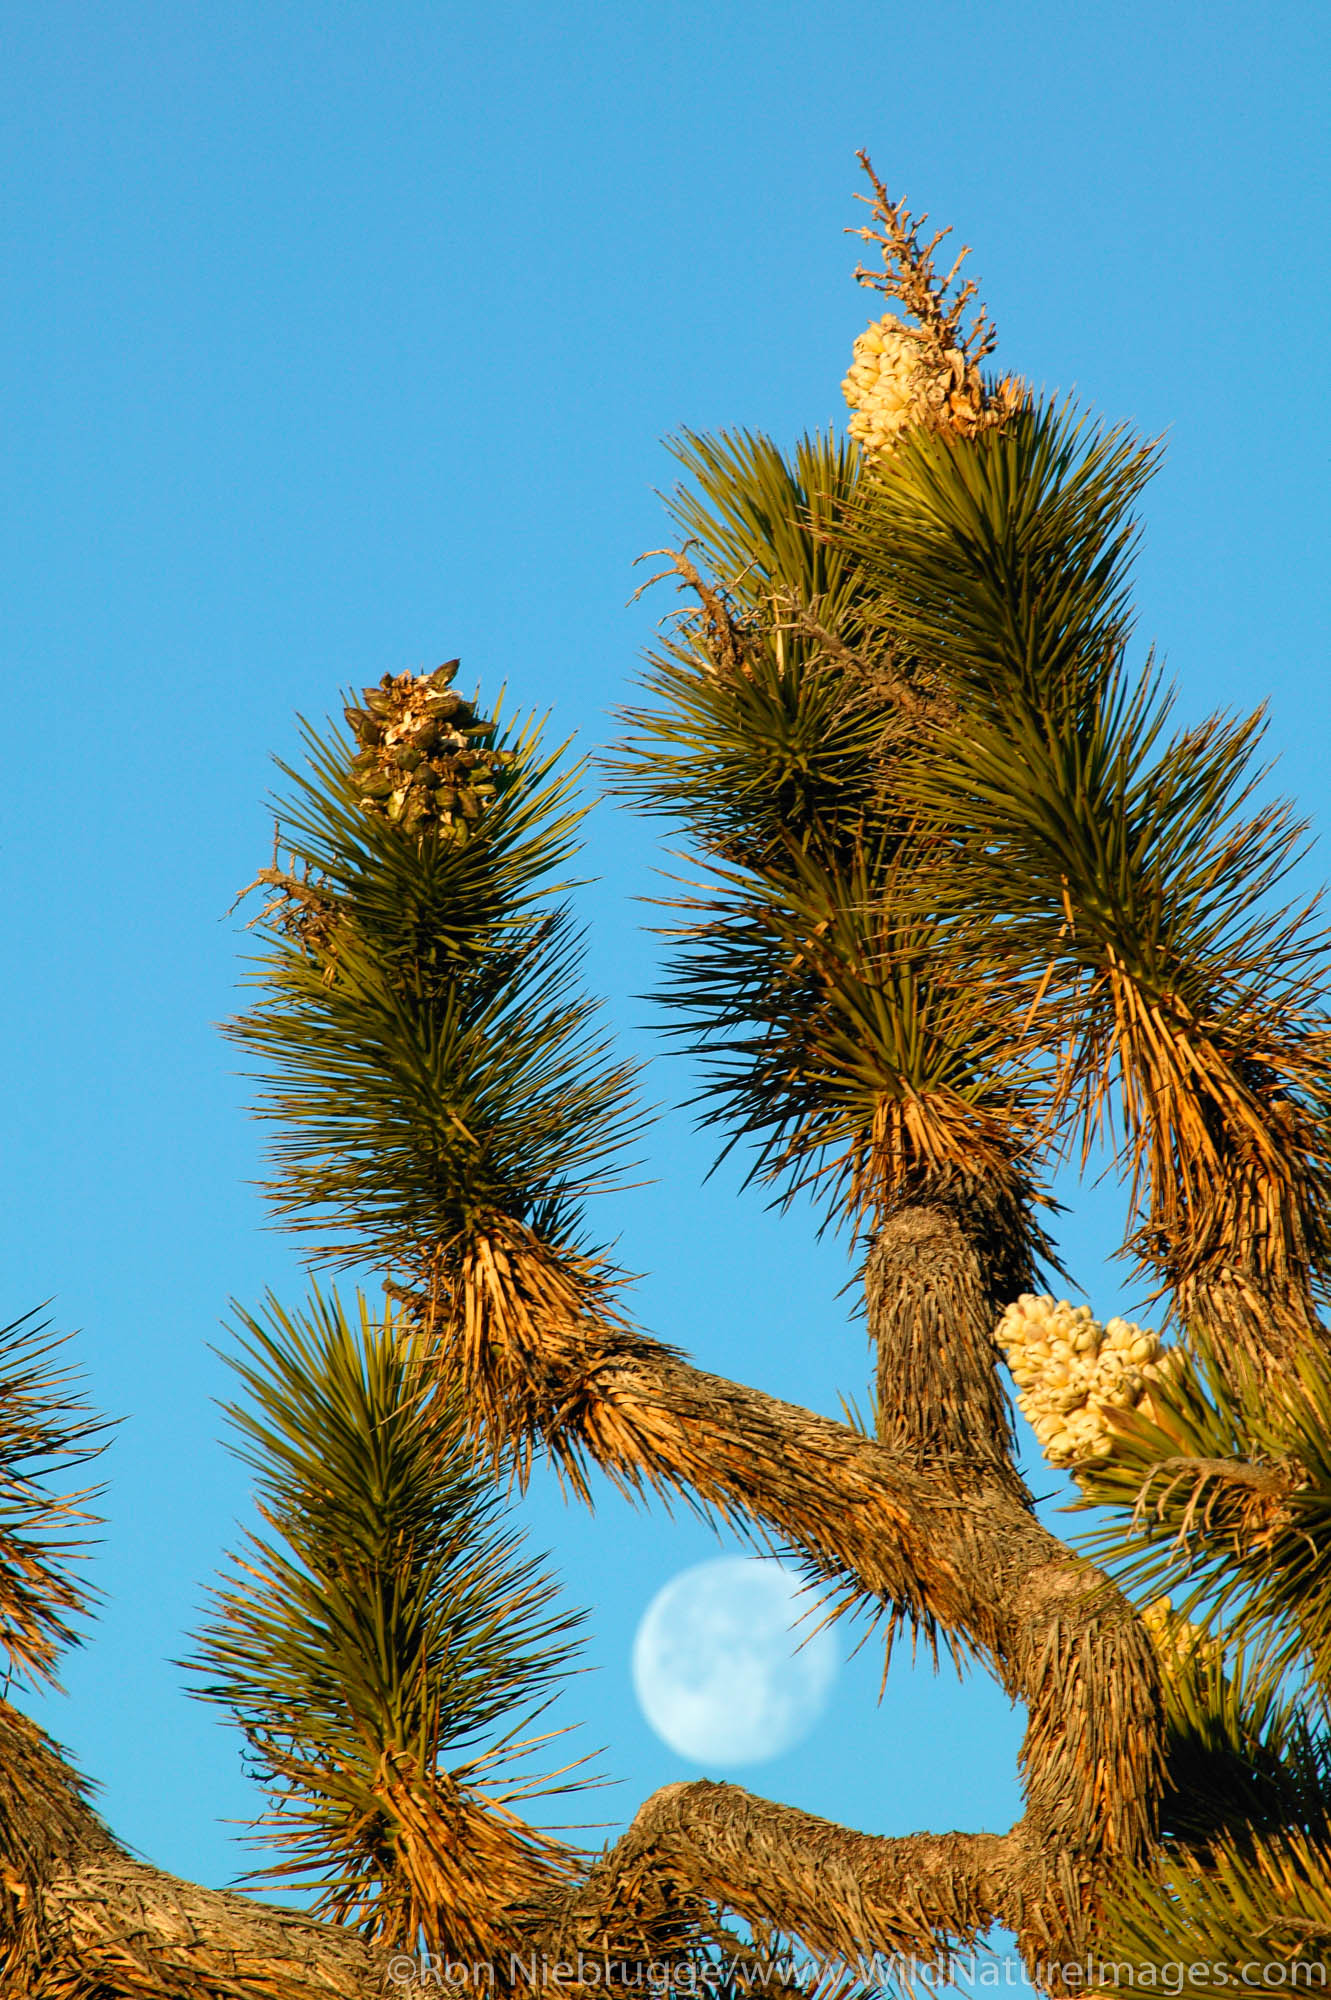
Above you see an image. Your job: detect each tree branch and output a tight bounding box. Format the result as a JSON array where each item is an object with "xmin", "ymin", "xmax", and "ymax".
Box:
[
  {"xmin": 429, "ymin": 1282, "xmax": 1164, "ymax": 1922},
  {"xmin": 867, "ymin": 1185, "xmax": 1035, "ymax": 1479},
  {"xmin": 0, "ymin": 1701, "xmax": 388, "ymax": 1998},
  {"xmin": 0, "ymin": 1693, "xmax": 1042, "ymax": 1994},
  {"xmin": 547, "ymin": 1781, "xmax": 1025, "ymax": 1967}
]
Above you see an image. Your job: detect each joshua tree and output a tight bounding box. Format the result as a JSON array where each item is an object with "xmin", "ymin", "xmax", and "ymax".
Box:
[{"xmin": 4, "ymin": 161, "xmax": 1331, "ymax": 1995}]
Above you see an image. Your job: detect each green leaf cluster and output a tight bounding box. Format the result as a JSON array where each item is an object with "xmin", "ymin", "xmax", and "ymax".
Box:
[
  {"xmin": 1105, "ymin": 1828, "xmax": 1331, "ymax": 1973},
  {"xmin": 1065, "ymin": 1332, "xmax": 1331, "ymax": 1968},
  {"xmin": 617, "ymin": 431, "xmax": 886, "ymax": 873},
  {"xmin": 1078, "ymin": 1334, "xmax": 1331, "ymax": 1702},
  {"xmin": 0, "ymin": 1309, "xmax": 104, "ymax": 1687},
  {"xmin": 188, "ymin": 1290, "xmax": 583, "ymax": 1933},
  {"xmin": 845, "ymin": 406, "xmax": 1331, "ymax": 1302},
  {"xmin": 231, "ymin": 701, "xmax": 639, "ymax": 1279},
  {"xmin": 612, "ymin": 431, "xmax": 1041, "ymax": 1231}
]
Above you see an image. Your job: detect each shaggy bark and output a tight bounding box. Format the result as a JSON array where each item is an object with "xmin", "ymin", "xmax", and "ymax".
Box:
[
  {"xmin": 3, "ymin": 1272, "xmax": 1162, "ymax": 1989},
  {"xmin": 428, "ymin": 1266, "xmax": 1164, "ymax": 1950},
  {"xmin": 3, "ymin": 1696, "xmax": 1029, "ymax": 1995},
  {"xmin": 867, "ymin": 1180, "xmax": 1035, "ymax": 1478},
  {"xmin": 1181, "ymin": 1266, "xmax": 1320, "ymax": 1380},
  {"xmin": 0, "ymin": 1703, "xmax": 387, "ymax": 1999},
  {"xmin": 547, "ymin": 1780, "xmax": 1026, "ymax": 1965}
]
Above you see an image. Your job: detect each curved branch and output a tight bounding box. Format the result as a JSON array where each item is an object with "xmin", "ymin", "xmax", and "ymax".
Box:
[
  {"xmin": 1, "ymin": 1700, "xmax": 1030, "ymax": 1991},
  {"xmin": 0, "ymin": 1702, "xmax": 387, "ymax": 1998},
  {"xmin": 548, "ymin": 1781, "xmax": 1025, "ymax": 1966},
  {"xmin": 429, "ymin": 1276, "xmax": 1164, "ymax": 1907}
]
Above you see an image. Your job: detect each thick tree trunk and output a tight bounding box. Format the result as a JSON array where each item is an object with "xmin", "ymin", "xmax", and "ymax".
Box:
[
  {"xmin": 0, "ymin": 1703, "xmax": 387, "ymax": 1998},
  {"xmin": 599, "ymin": 1352, "xmax": 1160, "ymax": 1876},
  {"xmin": 866, "ymin": 1174, "xmax": 1035, "ymax": 1478},
  {"xmin": 1180, "ymin": 1265, "xmax": 1320, "ymax": 1380}
]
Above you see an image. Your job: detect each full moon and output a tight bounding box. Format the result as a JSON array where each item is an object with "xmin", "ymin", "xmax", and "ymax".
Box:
[{"xmin": 631, "ymin": 1556, "xmax": 838, "ymax": 1765}]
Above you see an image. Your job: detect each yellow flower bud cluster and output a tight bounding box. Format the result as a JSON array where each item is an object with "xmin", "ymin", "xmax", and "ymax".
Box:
[
  {"xmin": 1141, "ymin": 1597, "xmax": 1216, "ymax": 1679},
  {"xmin": 840, "ymin": 315, "xmax": 971, "ymax": 454},
  {"xmin": 994, "ymin": 1294, "xmax": 1182, "ymax": 1469}
]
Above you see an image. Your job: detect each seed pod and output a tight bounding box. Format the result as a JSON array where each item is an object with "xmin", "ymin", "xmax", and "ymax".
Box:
[
  {"xmin": 393, "ymin": 745, "xmax": 422, "ymax": 771},
  {"xmin": 426, "ymin": 689, "xmax": 467, "ymax": 720},
  {"xmin": 457, "ymin": 787, "xmax": 481, "ymax": 820},
  {"xmin": 365, "ymin": 689, "xmax": 393, "ymax": 718},
  {"xmin": 428, "ymin": 661, "xmax": 460, "ymax": 690},
  {"xmin": 361, "ymin": 773, "xmax": 393, "ymax": 800}
]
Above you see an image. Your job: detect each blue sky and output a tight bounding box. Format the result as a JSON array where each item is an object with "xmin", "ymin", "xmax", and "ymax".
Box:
[{"xmin": 1, "ymin": 0, "xmax": 1328, "ymax": 1898}]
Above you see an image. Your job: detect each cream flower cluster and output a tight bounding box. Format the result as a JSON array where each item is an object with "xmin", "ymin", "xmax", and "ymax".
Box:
[
  {"xmin": 993, "ymin": 1293, "xmax": 1181, "ymax": 1469},
  {"xmin": 841, "ymin": 314, "xmax": 968, "ymax": 453}
]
